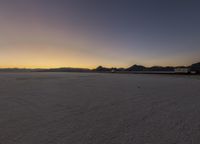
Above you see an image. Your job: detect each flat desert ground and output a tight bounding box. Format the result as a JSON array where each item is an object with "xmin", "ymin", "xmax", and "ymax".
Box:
[{"xmin": 0, "ymin": 72, "xmax": 200, "ymax": 144}]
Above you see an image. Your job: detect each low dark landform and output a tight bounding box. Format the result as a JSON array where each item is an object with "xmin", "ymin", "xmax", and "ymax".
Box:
[
  {"xmin": 0, "ymin": 62, "xmax": 200, "ymax": 74},
  {"xmin": 94, "ymin": 62, "xmax": 200, "ymax": 74},
  {"xmin": 0, "ymin": 73, "xmax": 200, "ymax": 144}
]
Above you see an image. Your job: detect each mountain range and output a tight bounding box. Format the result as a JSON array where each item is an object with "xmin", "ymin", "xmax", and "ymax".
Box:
[{"xmin": 0, "ymin": 62, "xmax": 199, "ymax": 74}]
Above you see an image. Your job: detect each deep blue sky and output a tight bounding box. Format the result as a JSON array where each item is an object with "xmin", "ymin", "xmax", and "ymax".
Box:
[{"xmin": 0, "ymin": 0, "xmax": 200, "ymax": 68}]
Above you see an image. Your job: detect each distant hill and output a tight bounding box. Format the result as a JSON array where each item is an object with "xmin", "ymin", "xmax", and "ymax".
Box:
[
  {"xmin": 0, "ymin": 68, "xmax": 33, "ymax": 72},
  {"xmin": 37, "ymin": 68, "xmax": 91, "ymax": 72},
  {"xmin": 148, "ymin": 66, "xmax": 174, "ymax": 71},
  {"xmin": 126, "ymin": 65, "xmax": 174, "ymax": 72},
  {"xmin": 126, "ymin": 65, "xmax": 146, "ymax": 71},
  {"xmin": 0, "ymin": 62, "xmax": 200, "ymax": 74},
  {"xmin": 0, "ymin": 68, "xmax": 91, "ymax": 73},
  {"xmin": 93, "ymin": 66, "xmax": 124, "ymax": 72},
  {"xmin": 190, "ymin": 62, "xmax": 200, "ymax": 73},
  {"xmin": 94, "ymin": 66, "xmax": 111, "ymax": 72},
  {"xmin": 93, "ymin": 62, "xmax": 200, "ymax": 74}
]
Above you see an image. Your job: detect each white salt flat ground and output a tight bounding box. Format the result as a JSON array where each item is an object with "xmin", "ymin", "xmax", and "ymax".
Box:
[{"xmin": 0, "ymin": 72, "xmax": 200, "ymax": 144}]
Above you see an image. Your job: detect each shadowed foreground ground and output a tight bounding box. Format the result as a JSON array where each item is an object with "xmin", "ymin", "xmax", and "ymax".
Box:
[{"xmin": 0, "ymin": 72, "xmax": 200, "ymax": 144}]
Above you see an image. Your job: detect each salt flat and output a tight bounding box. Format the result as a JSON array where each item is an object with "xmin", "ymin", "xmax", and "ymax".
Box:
[{"xmin": 0, "ymin": 72, "xmax": 200, "ymax": 144}]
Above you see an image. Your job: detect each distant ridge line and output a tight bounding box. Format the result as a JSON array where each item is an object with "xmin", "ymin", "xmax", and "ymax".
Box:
[{"xmin": 0, "ymin": 62, "xmax": 200, "ymax": 74}]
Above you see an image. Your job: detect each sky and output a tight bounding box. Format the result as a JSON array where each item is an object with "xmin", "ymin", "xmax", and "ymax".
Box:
[{"xmin": 0, "ymin": 0, "xmax": 200, "ymax": 68}]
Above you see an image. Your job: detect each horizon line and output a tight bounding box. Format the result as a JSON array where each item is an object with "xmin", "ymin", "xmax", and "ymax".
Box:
[{"xmin": 0, "ymin": 62, "xmax": 198, "ymax": 70}]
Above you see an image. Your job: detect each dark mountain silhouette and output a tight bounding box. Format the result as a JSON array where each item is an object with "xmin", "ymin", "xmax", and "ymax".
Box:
[
  {"xmin": 148, "ymin": 66, "xmax": 174, "ymax": 71},
  {"xmin": 94, "ymin": 66, "xmax": 111, "ymax": 72},
  {"xmin": 93, "ymin": 62, "xmax": 200, "ymax": 74},
  {"xmin": 126, "ymin": 65, "xmax": 146, "ymax": 71},
  {"xmin": 126, "ymin": 65, "xmax": 174, "ymax": 72},
  {"xmin": 0, "ymin": 62, "xmax": 199, "ymax": 74},
  {"xmin": 0, "ymin": 68, "xmax": 90, "ymax": 73},
  {"xmin": 37, "ymin": 68, "xmax": 90, "ymax": 72},
  {"xmin": 94, "ymin": 66, "xmax": 124, "ymax": 72},
  {"xmin": 0, "ymin": 68, "xmax": 32, "ymax": 72},
  {"xmin": 190, "ymin": 62, "xmax": 200, "ymax": 73}
]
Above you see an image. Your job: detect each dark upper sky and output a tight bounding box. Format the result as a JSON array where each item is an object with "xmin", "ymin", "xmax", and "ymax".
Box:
[{"xmin": 0, "ymin": 0, "xmax": 200, "ymax": 68}]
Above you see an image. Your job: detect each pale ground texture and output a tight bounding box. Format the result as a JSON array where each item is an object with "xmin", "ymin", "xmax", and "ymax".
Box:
[{"xmin": 0, "ymin": 72, "xmax": 200, "ymax": 144}]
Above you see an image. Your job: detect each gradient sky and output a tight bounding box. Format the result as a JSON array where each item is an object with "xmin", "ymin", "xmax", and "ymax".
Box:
[{"xmin": 0, "ymin": 0, "xmax": 200, "ymax": 68}]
